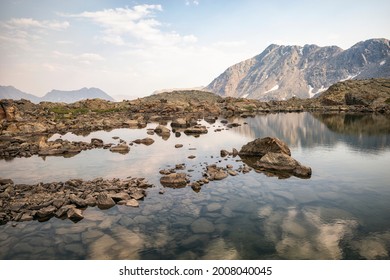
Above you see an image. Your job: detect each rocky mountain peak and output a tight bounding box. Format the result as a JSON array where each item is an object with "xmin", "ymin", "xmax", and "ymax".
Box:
[{"xmin": 206, "ymin": 38, "xmax": 390, "ymax": 100}]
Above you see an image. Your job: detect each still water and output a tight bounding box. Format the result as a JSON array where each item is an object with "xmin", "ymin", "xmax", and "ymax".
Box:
[{"xmin": 1, "ymin": 112, "xmax": 390, "ymax": 259}]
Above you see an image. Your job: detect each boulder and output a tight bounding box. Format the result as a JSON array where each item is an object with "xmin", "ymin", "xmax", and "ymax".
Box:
[
  {"xmin": 97, "ymin": 193, "xmax": 116, "ymax": 209},
  {"xmin": 254, "ymin": 152, "xmax": 312, "ymax": 178},
  {"xmin": 184, "ymin": 125, "xmax": 208, "ymax": 135},
  {"xmin": 160, "ymin": 173, "xmax": 187, "ymax": 188},
  {"xmin": 133, "ymin": 137, "xmax": 154, "ymax": 145},
  {"xmin": 67, "ymin": 207, "xmax": 84, "ymax": 222},
  {"xmin": 239, "ymin": 137, "xmax": 311, "ymax": 179},
  {"xmin": 239, "ymin": 137, "xmax": 291, "ymax": 157},
  {"xmin": 109, "ymin": 143, "xmax": 130, "ymax": 154},
  {"xmin": 171, "ymin": 118, "xmax": 188, "ymax": 128}
]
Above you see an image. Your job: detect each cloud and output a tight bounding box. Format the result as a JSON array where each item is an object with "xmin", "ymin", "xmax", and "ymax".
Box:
[
  {"xmin": 0, "ymin": 17, "xmax": 69, "ymax": 48},
  {"xmin": 67, "ymin": 5, "xmax": 197, "ymax": 47},
  {"xmin": 186, "ymin": 0, "xmax": 200, "ymax": 6},
  {"xmin": 2, "ymin": 17, "xmax": 69, "ymax": 31},
  {"xmin": 52, "ymin": 51, "xmax": 105, "ymax": 65}
]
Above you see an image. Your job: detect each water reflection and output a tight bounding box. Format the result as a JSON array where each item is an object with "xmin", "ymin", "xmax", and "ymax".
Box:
[{"xmin": 1, "ymin": 113, "xmax": 390, "ymax": 259}]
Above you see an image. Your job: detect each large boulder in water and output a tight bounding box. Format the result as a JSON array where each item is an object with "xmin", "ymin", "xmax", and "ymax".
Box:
[
  {"xmin": 238, "ymin": 137, "xmax": 291, "ymax": 157},
  {"xmin": 254, "ymin": 152, "xmax": 311, "ymax": 178},
  {"xmin": 239, "ymin": 137, "xmax": 311, "ymax": 179}
]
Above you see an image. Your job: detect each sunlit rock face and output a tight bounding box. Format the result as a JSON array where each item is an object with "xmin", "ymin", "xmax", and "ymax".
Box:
[{"xmin": 206, "ymin": 38, "xmax": 390, "ymax": 100}]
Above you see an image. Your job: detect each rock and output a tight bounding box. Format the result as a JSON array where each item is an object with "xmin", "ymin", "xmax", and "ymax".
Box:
[
  {"xmin": 159, "ymin": 169, "xmax": 172, "ymax": 175},
  {"xmin": 125, "ymin": 199, "xmax": 139, "ymax": 207},
  {"xmin": 227, "ymin": 170, "xmax": 238, "ymax": 176},
  {"xmin": 154, "ymin": 125, "xmax": 170, "ymax": 135},
  {"xmin": 67, "ymin": 207, "xmax": 84, "ymax": 221},
  {"xmin": 160, "ymin": 173, "xmax": 187, "ymax": 188},
  {"xmin": 133, "ymin": 138, "xmax": 154, "ymax": 145},
  {"xmin": 184, "ymin": 125, "xmax": 208, "ymax": 135},
  {"xmin": 130, "ymin": 190, "xmax": 145, "ymax": 200},
  {"xmin": 232, "ymin": 148, "xmax": 239, "ymax": 157},
  {"xmin": 19, "ymin": 213, "xmax": 33, "ymax": 222},
  {"xmin": 109, "ymin": 143, "xmax": 130, "ymax": 154},
  {"xmin": 96, "ymin": 193, "xmax": 116, "ymax": 209},
  {"xmin": 0, "ymin": 178, "xmax": 14, "ymax": 185},
  {"xmin": 171, "ymin": 118, "xmax": 188, "ymax": 128},
  {"xmin": 90, "ymin": 138, "xmax": 104, "ymax": 147},
  {"xmin": 69, "ymin": 194, "xmax": 87, "ymax": 208},
  {"xmin": 254, "ymin": 152, "xmax": 312, "ymax": 178},
  {"xmin": 239, "ymin": 137, "xmax": 291, "ymax": 157},
  {"xmin": 36, "ymin": 205, "xmax": 57, "ymax": 218},
  {"xmin": 220, "ymin": 149, "xmax": 230, "ymax": 157},
  {"xmin": 110, "ymin": 192, "xmax": 130, "ymax": 202},
  {"xmin": 175, "ymin": 144, "xmax": 183, "ymax": 148},
  {"xmin": 191, "ymin": 218, "xmax": 215, "ymax": 233},
  {"xmin": 188, "ymin": 155, "xmax": 196, "ymax": 159},
  {"xmin": 206, "ymin": 165, "xmax": 228, "ymax": 180}
]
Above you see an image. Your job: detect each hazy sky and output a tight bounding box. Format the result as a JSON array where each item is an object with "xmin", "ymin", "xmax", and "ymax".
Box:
[{"xmin": 1, "ymin": 0, "xmax": 389, "ymax": 99}]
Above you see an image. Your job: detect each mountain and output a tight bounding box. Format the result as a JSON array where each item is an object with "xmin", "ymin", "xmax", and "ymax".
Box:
[
  {"xmin": 206, "ymin": 38, "xmax": 390, "ymax": 100},
  {"xmin": 0, "ymin": 86, "xmax": 114, "ymax": 103},
  {"xmin": 0, "ymin": 86, "xmax": 41, "ymax": 103},
  {"xmin": 41, "ymin": 87, "xmax": 115, "ymax": 103}
]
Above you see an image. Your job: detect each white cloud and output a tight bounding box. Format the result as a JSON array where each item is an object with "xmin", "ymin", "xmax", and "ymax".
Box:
[
  {"xmin": 186, "ymin": 0, "xmax": 199, "ymax": 6},
  {"xmin": 52, "ymin": 51, "xmax": 105, "ymax": 65},
  {"xmin": 0, "ymin": 17, "xmax": 69, "ymax": 49},
  {"xmin": 3, "ymin": 17, "xmax": 69, "ymax": 31},
  {"xmin": 67, "ymin": 5, "xmax": 197, "ymax": 47}
]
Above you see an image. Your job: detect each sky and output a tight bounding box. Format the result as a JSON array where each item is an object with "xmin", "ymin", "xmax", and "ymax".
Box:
[{"xmin": 0, "ymin": 0, "xmax": 389, "ymax": 100}]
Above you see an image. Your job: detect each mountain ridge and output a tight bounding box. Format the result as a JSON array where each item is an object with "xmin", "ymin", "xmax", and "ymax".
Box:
[
  {"xmin": 206, "ymin": 38, "xmax": 390, "ymax": 100},
  {"xmin": 0, "ymin": 86, "xmax": 115, "ymax": 103}
]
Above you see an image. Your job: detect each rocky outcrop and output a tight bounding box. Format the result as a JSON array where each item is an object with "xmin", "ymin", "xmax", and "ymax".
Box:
[
  {"xmin": 239, "ymin": 137, "xmax": 311, "ymax": 178},
  {"xmin": 0, "ymin": 177, "xmax": 151, "ymax": 225},
  {"xmin": 239, "ymin": 137, "xmax": 291, "ymax": 157},
  {"xmin": 206, "ymin": 38, "xmax": 390, "ymax": 100}
]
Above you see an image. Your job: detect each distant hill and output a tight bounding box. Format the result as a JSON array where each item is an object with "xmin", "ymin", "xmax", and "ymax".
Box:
[
  {"xmin": 41, "ymin": 87, "xmax": 115, "ymax": 103},
  {"xmin": 206, "ymin": 38, "xmax": 390, "ymax": 100},
  {"xmin": 0, "ymin": 86, "xmax": 114, "ymax": 103},
  {"xmin": 0, "ymin": 86, "xmax": 40, "ymax": 103}
]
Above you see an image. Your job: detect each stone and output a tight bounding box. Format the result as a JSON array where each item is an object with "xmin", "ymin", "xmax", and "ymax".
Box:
[
  {"xmin": 171, "ymin": 118, "xmax": 188, "ymax": 128},
  {"xmin": 160, "ymin": 173, "xmax": 187, "ymax": 188},
  {"xmin": 154, "ymin": 125, "xmax": 170, "ymax": 135},
  {"xmin": 96, "ymin": 193, "xmax": 116, "ymax": 209},
  {"xmin": 239, "ymin": 137, "xmax": 291, "ymax": 157},
  {"xmin": 67, "ymin": 207, "xmax": 84, "ymax": 221},
  {"xmin": 175, "ymin": 144, "xmax": 183, "ymax": 148},
  {"xmin": 109, "ymin": 143, "xmax": 130, "ymax": 154},
  {"xmin": 188, "ymin": 155, "xmax": 196, "ymax": 159},
  {"xmin": 36, "ymin": 205, "xmax": 57, "ymax": 218},
  {"xmin": 69, "ymin": 194, "xmax": 87, "ymax": 208},
  {"xmin": 133, "ymin": 137, "xmax": 154, "ymax": 145},
  {"xmin": 125, "ymin": 199, "xmax": 139, "ymax": 207},
  {"xmin": 191, "ymin": 218, "xmax": 215, "ymax": 233},
  {"xmin": 227, "ymin": 170, "xmax": 238, "ymax": 176},
  {"xmin": 130, "ymin": 190, "xmax": 145, "ymax": 200},
  {"xmin": 184, "ymin": 125, "xmax": 208, "ymax": 135},
  {"xmin": 254, "ymin": 152, "xmax": 312, "ymax": 178},
  {"xmin": 110, "ymin": 192, "xmax": 130, "ymax": 202},
  {"xmin": 232, "ymin": 148, "xmax": 239, "ymax": 157},
  {"xmin": 220, "ymin": 149, "xmax": 230, "ymax": 157}
]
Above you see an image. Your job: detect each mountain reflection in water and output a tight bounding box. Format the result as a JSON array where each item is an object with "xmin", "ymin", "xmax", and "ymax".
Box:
[{"xmin": 0, "ymin": 112, "xmax": 389, "ymax": 260}]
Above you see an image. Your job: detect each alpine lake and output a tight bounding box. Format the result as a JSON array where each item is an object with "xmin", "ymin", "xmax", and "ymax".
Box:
[{"xmin": 1, "ymin": 112, "xmax": 389, "ymax": 260}]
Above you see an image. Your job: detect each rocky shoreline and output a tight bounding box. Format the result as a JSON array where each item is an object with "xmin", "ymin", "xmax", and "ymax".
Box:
[
  {"xmin": 0, "ymin": 78, "xmax": 388, "ymax": 225},
  {"xmin": 1, "ymin": 79, "xmax": 389, "ymax": 160},
  {"xmin": 0, "ymin": 176, "xmax": 151, "ymax": 225}
]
